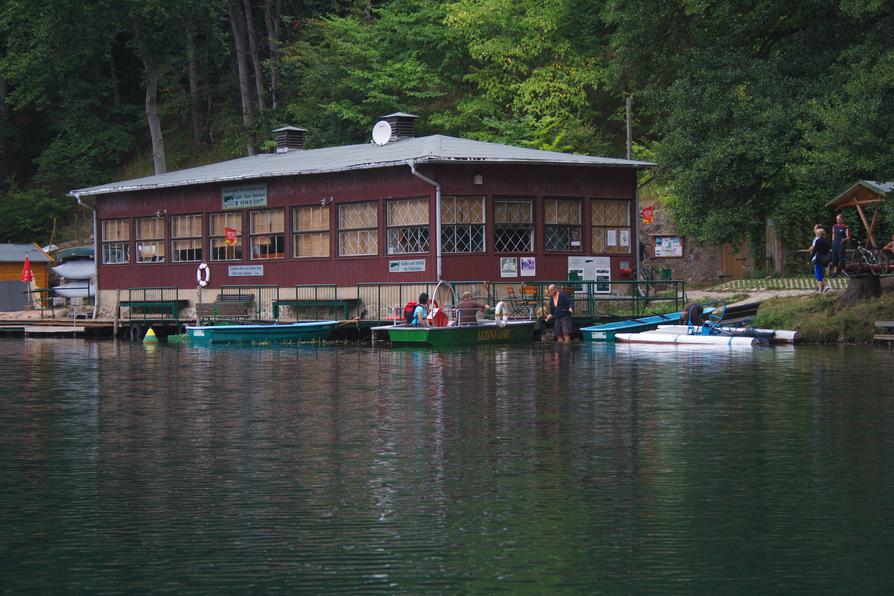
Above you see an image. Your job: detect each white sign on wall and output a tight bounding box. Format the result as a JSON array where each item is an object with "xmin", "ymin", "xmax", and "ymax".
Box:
[
  {"xmin": 389, "ymin": 259, "xmax": 426, "ymax": 273},
  {"xmin": 568, "ymin": 256, "xmax": 611, "ymax": 294},
  {"xmin": 222, "ymin": 184, "xmax": 268, "ymax": 209},
  {"xmin": 228, "ymin": 265, "xmax": 264, "ymax": 277}
]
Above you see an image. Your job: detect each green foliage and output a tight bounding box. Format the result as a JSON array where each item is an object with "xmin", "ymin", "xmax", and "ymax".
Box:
[
  {"xmin": 0, "ymin": 183, "xmax": 73, "ymax": 242},
  {"xmin": 0, "ymin": 0, "xmax": 892, "ymax": 254},
  {"xmin": 755, "ymin": 290, "xmax": 894, "ymax": 343}
]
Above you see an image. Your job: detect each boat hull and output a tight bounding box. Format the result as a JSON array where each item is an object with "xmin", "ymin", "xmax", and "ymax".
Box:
[
  {"xmin": 53, "ymin": 280, "xmax": 95, "ymax": 298},
  {"xmin": 382, "ymin": 321, "xmax": 535, "ymax": 347},
  {"xmin": 186, "ymin": 321, "xmax": 338, "ymax": 345},
  {"xmin": 615, "ymin": 331, "xmax": 767, "ymax": 347},
  {"xmin": 52, "ymin": 260, "xmax": 96, "ymax": 280},
  {"xmin": 580, "ymin": 313, "xmax": 682, "ymax": 342}
]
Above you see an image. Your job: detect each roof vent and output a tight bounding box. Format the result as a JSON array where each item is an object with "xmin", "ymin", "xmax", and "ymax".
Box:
[
  {"xmin": 273, "ymin": 125, "xmax": 307, "ymax": 153},
  {"xmin": 382, "ymin": 112, "xmax": 418, "ymax": 141}
]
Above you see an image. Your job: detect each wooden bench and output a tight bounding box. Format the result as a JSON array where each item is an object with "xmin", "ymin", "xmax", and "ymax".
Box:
[
  {"xmin": 272, "ymin": 298, "xmax": 358, "ymax": 320},
  {"xmin": 196, "ymin": 295, "xmax": 256, "ymax": 322},
  {"xmin": 874, "ymin": 321, "xmax": 894, "ymax": 345}
]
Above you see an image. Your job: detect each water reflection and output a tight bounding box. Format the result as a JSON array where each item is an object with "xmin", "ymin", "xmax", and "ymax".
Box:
[{"xmin": 1, "ymin": 338, "xmax": 893, "ymax": 593}]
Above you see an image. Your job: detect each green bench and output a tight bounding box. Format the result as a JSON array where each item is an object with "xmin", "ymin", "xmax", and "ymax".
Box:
[{"xmin": 119, "ymin": 299, "xmax": 188, "ymax": 321}]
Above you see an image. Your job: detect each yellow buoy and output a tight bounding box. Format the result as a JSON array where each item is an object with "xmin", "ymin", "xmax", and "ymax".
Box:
[{"xmin": 143, "ymin": 327, "xmax": 159, "ymax": 344}]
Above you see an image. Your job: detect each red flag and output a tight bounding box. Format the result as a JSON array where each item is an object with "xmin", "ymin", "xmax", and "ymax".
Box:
[
  {"xmin": 224, "ymin": 227, "xmax": 238, "ymax": 245},
  {"xmin": 21, "ymin": 256, "xmax": 34, "ymax": 282},
  {"xmin": 640, "ymin": 206, "xmax": 654, "ymax": 225}
]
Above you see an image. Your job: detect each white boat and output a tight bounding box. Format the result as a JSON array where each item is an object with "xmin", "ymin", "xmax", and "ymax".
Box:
[
  {"xmin": 53, "ymin": 280, "xmax": 95, "ymax": 298},
  {"xmin": 653, "ymin": 325, "xmax": 799, "ymax": 343},
  {"xmin": 615, "ymin": 331, "xmax": 768, "ymax": 347},
  {"xmin": 52, "ymin": 259, "xmax": 96, "ymax": 280}
]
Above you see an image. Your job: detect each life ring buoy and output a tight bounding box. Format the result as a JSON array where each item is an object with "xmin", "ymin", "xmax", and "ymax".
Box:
[{"xmin": 196, "ymin": 262, "xmax": 211, "ymax": 288}]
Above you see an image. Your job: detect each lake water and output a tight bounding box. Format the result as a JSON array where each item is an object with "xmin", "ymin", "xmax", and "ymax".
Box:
[{"xmin": 1, "ymin": 338, "xmax": 893, "ymax": 593}]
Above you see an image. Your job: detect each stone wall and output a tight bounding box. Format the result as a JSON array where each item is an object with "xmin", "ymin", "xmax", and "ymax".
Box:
[{"xmin": 638, "ymin": 201, "xmax": 753, "ymax": 282}]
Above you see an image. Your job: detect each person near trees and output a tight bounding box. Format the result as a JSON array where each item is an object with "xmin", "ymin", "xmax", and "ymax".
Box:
[
  {"xmin": 546, "ymin": 284, "xmax": 574, "ymax": 342},
  {"xmin": 883, "ymin": 234, "xmax": 894, "ymax": 255},
  {"xmin": 830, "ymin": 213, "xmax": 851, "ymax": 276},
  {"xmin": 808, "ymin": 226, "xmax": 832, "ymax": 293}
]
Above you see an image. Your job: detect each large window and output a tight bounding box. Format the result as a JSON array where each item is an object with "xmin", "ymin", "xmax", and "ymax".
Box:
[
  {"xmin": 441, "ymin": 196, "xmax": 485, "ymax": 253},
  {"xmin": 591, "ymin": 199, "xmax": 631, "ymax": 254},
  {"xmin": 386, "ymin": 198, "xmax": 429, "ymax": 255},
  {"xmin": 101, "ymin": 219, "xmax": 129, "ymax": 264},
  {"xmin": 209, "ymin": 212, "xmax": 242, "ymax": 261},
  {"xmin": 293, "ymin": 205, "xmax": 329, "ymax": 258},
  {"xmin": 494, "ymin": 197, "xmax": 534, "ymax": 253},
  {"xmin": 249, "ymin": 209, "xmax": 285, "ymax": 260},
  {"xmin": 135, "ymin": 217, "xmax": 165, "ymax": 263},
  {"xmin": 544, "ymin": 197, "xmax": 583, "ymax": 252},
  {"xmin": 338, "ymin": 201, "xmax": 378, "ymax": 256},
  {"xmin": 171, "ymin": 214, "xmax": 203, "ymax": 262}
]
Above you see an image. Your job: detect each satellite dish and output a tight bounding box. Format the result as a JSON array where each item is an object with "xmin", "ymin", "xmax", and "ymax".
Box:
[{"xmin": 371, "ymin": 120, "xmax": 392, "ymax": 146}]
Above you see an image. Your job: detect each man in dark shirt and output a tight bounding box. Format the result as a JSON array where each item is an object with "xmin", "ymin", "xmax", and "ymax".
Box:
[
  {"xmin": 454, "ymin": 292, "xmax": 488, "ymax": 325},
  {"xmin": 546, "ymin": 284, "xmax": 574, "ymax": 342},
  {"xmin": 830, "ymin": 214, "xmax": 850, "ymax": 276}
]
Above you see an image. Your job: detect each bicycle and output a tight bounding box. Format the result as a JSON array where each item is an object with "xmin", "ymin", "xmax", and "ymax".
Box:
[
  {"xmin": 843, "ymin": 240, "xmax": 890, "ymax": 276},
  {"xmin": 637, "ymin": 260, "xmax": 659, "ymax": 297}
]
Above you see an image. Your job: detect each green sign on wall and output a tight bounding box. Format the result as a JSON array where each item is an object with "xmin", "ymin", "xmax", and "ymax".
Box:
[{"xmin": 222, "ymin": 184, "xmax": 267, "ymax": 209}]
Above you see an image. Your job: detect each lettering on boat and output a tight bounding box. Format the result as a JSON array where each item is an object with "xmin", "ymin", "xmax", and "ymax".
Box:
[
  {"xmin": 477, "ymin": 328, "xmax": 511, "ymax": 341},
  {"xmin": 194, "ymin": 330, "xmax": 205, "ymax": 337}
]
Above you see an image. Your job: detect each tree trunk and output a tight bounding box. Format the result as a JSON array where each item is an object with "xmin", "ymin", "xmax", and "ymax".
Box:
[
  {"xmin": 243, "ymin": 0, "xmax": 267, "ymax": 111},
  {"xmin": 144, "ymin": 56, "xmax": 167, "ymax": 175},
  {"xmin": 0, "ymin": 53, "xmax": 8, "ymax": 190},
  {"xmin": 228, "ymin": 0, "xmax": 255, "ymax": 155},
  {"xmin": 109, "ymin": 50, "xmax": 121, "ymax": 109},
  {"xmin": 186, "ymin": 35, "xmax": 205, "ymax": 147},
  {"xmin": 840, "ymin": 274, "xmax": 881, "ymax": 307},
  {"xmin": 263, "ymin": 0, "xmax": 281, "ymax": 110}
]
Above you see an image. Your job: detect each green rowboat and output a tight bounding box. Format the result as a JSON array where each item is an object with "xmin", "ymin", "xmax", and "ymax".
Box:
[
  {"xmin": 376, "ymin": 320, "xmax": 535, "ymax": 347},
  {"xmin": 186, "ymin": 320, "xmax": 337, "ymax": 345}
]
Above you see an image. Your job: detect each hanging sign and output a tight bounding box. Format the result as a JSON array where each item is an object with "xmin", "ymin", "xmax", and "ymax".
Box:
[
  {"xmin": 222, "ymin": 184, "xmax": 267, "ymax": 209},
  {"xmin": 641, "ymin": 206, "xmax": 654, "ymax": 225},
  {"xmin": 654, "ymin": 235, "xmax": 684, "ymax": 258},
  {"xmin": 224, "ymin": 227, "xmax": 238, "ymax": 245}
]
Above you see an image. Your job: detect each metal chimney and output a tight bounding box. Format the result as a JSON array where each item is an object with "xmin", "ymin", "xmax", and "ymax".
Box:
[
  {"xmin": 381, "ymin": 112, "xmax": 418, "ymax": 141},
  {"xmin": 273, "ymin": 126, "xmax": 307, "ymax": 152}
]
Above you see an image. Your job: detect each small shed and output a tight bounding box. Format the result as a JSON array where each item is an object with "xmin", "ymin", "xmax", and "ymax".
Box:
[
  {"xmin": 0, "ymin": 244, "xmax": 52, "ymax": 311},
  {"xmin": 827, "ymin": 180, "xmax": 893, "ymax": 248}
]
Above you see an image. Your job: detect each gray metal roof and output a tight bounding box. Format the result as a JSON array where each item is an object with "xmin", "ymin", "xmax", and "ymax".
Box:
[
  {"xmin": 70, "ymin": 134, "xmax": 655, "ymax": 198},
  {"xmin": 0, "ymin": 244, "xmax": 51, "ymax": 263}
]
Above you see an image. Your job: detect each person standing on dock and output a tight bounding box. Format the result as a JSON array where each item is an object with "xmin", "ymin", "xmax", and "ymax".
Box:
[
  {"xmin": 809, "ymin": 226, "xmax": 831, "ymax": 293},
  {"xmin": 831, "ymin": 214, "xmax": 851, "ymax": 276},
  {"xmin": 546, "ymin": 284, "xmax": 574, "ymax": 342}
]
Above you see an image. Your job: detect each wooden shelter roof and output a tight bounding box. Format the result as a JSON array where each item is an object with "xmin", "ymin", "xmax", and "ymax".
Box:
[{"xmin": 826, "ymin": 180, "xmax": 893, "ymax": 210}]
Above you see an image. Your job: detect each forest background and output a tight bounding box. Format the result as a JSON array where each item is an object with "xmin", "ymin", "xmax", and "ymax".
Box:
[{"xmin": 1, "ymin": 0, "xmax": 892, "ymax": 267}]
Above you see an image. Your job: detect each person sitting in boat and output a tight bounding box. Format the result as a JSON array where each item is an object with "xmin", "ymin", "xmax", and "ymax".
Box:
[
  {"xmin": 413, "ymin": 292, "xmax": 430, "ymax": 327},
  {"xmin": 455, "ymin": 292, "xmax": 489, "ymax": 325}
]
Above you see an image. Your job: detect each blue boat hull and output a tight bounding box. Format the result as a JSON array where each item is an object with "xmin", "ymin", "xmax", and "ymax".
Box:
[
  {"xmin": 580, "ymin": 313, "xmax": 682, "ymax": 342},
  {"xmin": 186, "ymin": 321, "xmax": 338, "ymax": 345}
]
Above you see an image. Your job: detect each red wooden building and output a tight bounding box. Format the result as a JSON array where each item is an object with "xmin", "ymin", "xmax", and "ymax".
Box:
[{"xmin": 71, "ymin": 114, "xmax": 652, "ymax": 308}]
